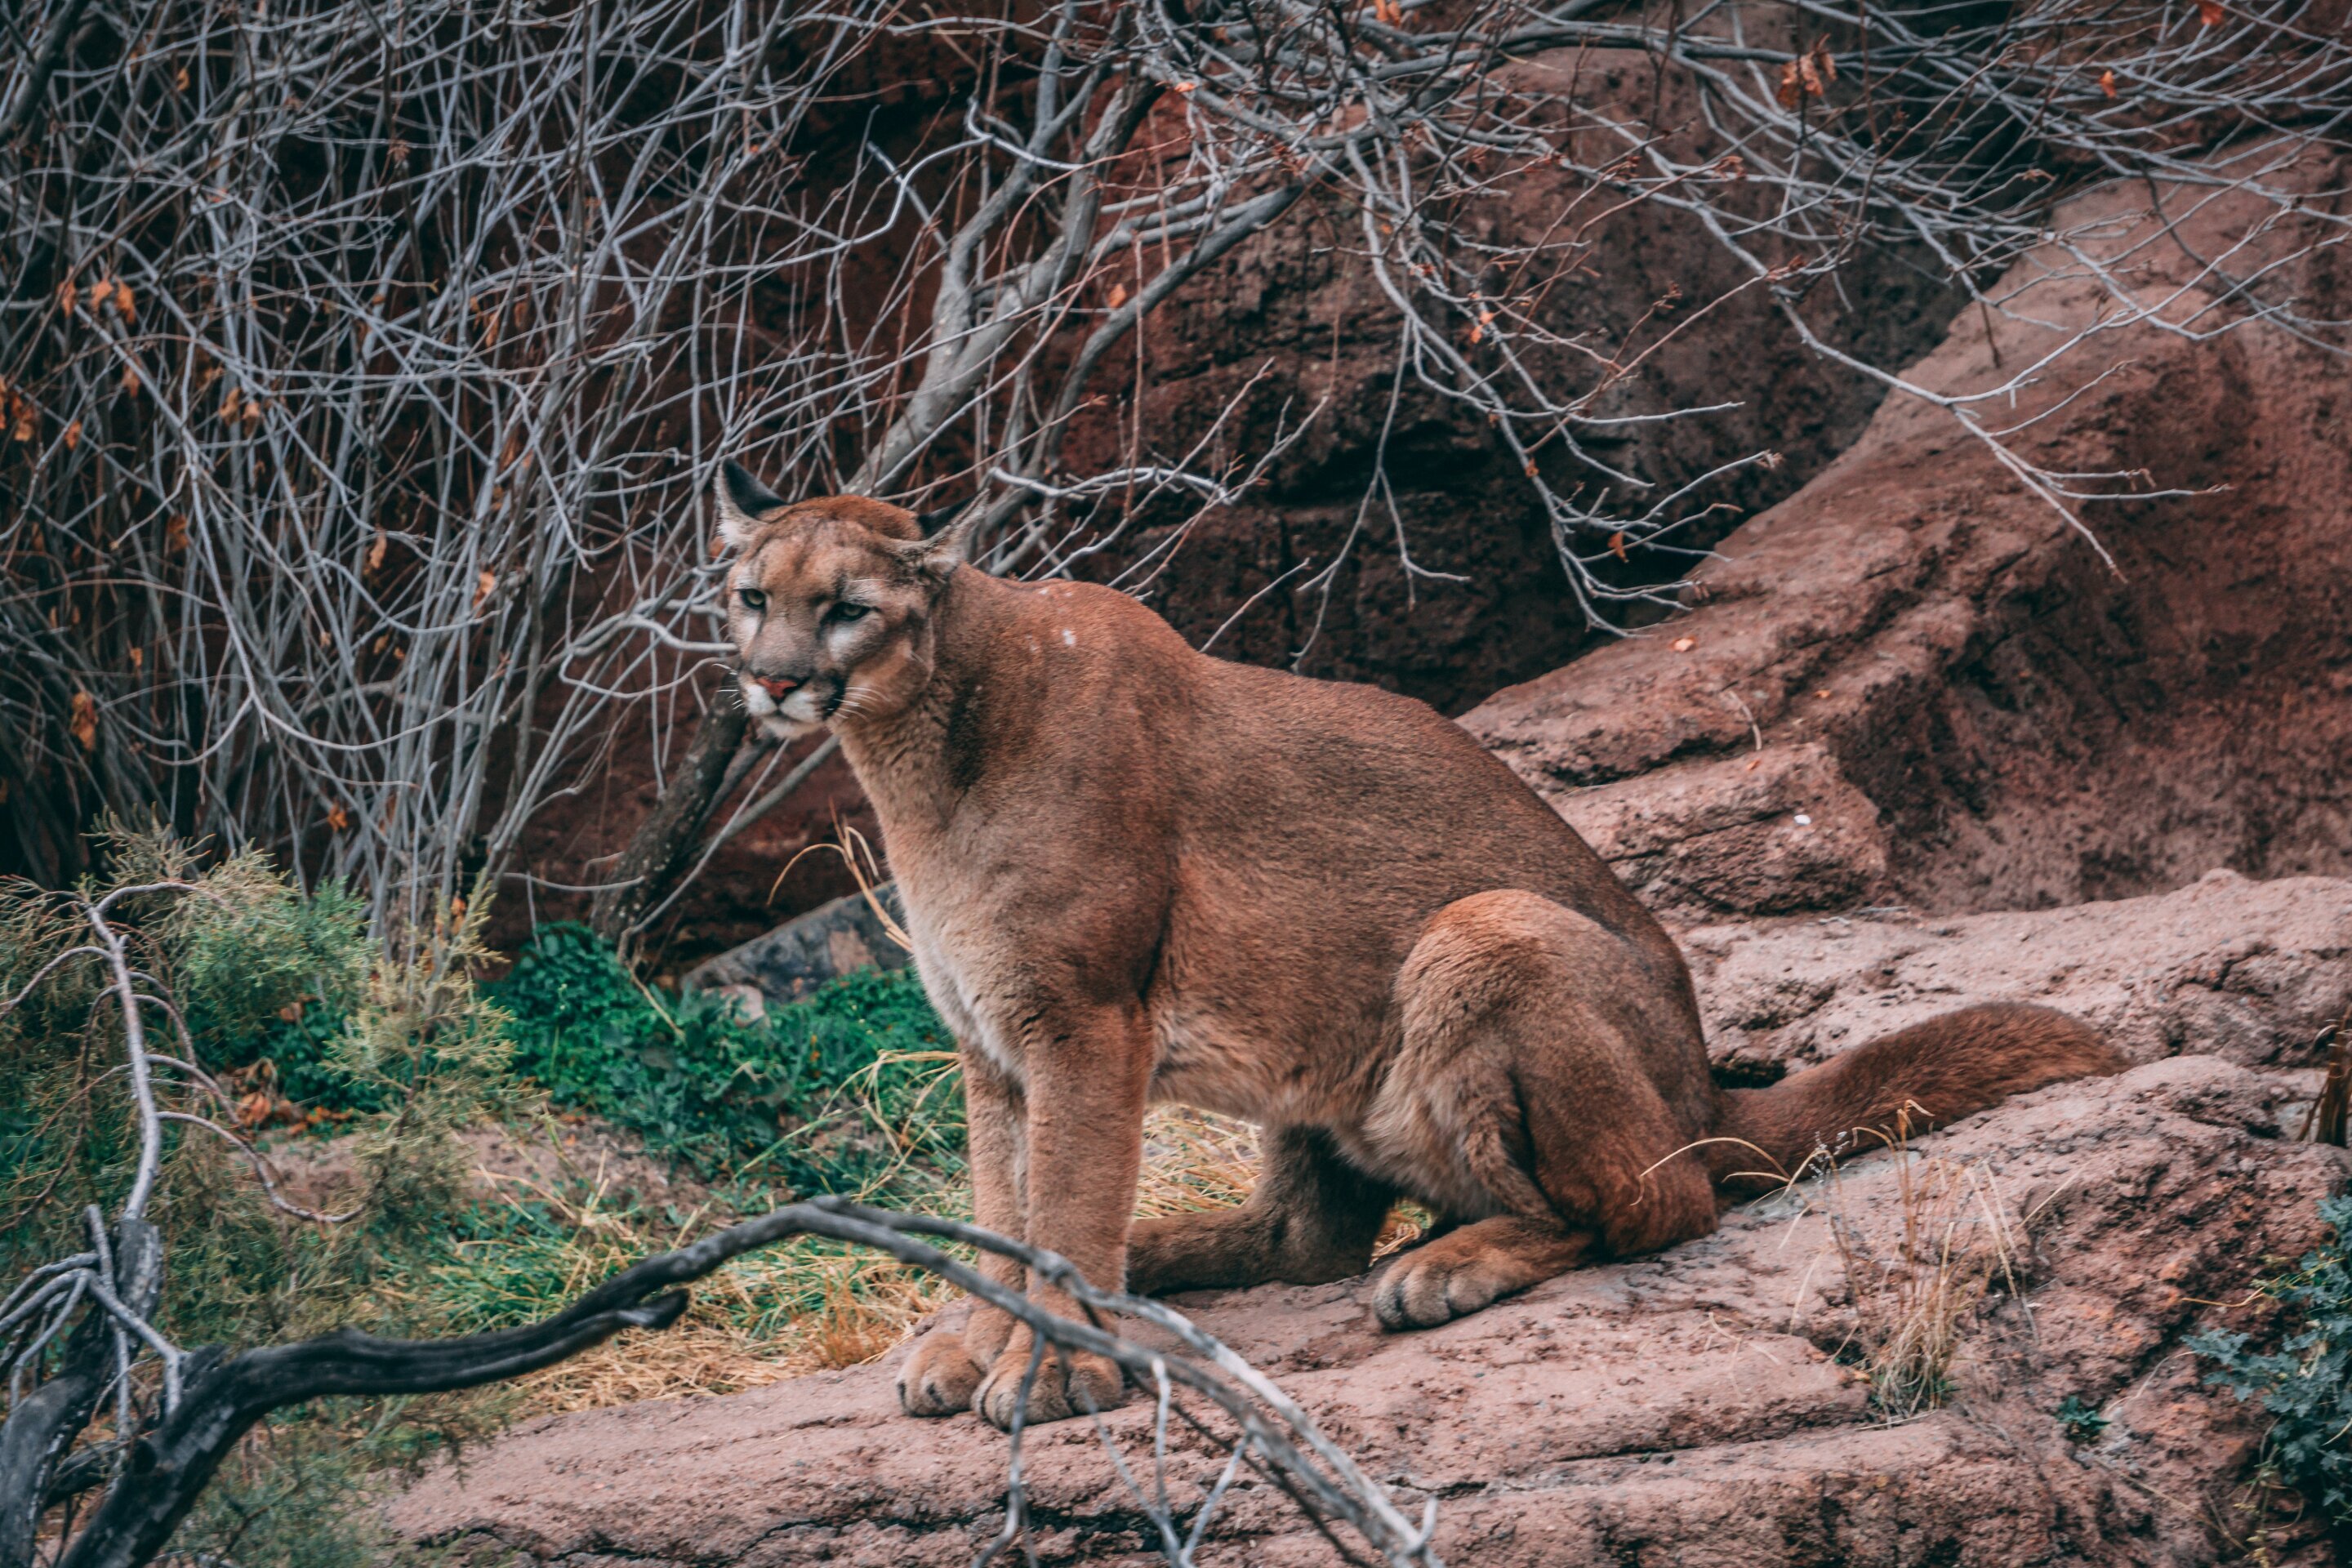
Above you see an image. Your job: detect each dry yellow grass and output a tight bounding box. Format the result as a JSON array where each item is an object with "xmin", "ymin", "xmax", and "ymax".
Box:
[
  {"xmin": 1808, "ymin": 1120, "xmax": 2036, "ymax": 1419},
  {"xmin": 488, "ymin": 1103, "xmax": 1389, "ymax": 1416}
]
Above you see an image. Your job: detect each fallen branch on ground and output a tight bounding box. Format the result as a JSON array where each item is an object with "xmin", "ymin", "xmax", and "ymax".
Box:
[{"xmin": 2, "ymin": 866, "xmax": 1441, "ymax": 1568}]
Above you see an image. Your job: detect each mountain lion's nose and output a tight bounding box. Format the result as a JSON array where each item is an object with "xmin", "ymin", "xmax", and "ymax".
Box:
[{"xmin": 752, "ymin": 675, "xmax": 802, "ymax": 700}]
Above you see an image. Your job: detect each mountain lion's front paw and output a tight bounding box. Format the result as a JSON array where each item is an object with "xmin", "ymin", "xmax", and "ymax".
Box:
[
  {"xmin": 897, "ymin": 1328, "xmax": 984, "ymax": 1416},
  {"xmin": 973, "ymin": 1334, "xmax": 1124, "ymax": 1428}
]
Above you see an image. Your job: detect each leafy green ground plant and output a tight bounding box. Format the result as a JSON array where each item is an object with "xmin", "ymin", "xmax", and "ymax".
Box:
[
  {"xmin": 489, "ymin": 921, "xmax": 963, "ymax": 1200},
  {"xmin": 2189, "ymin": 1192, "xmax": 2352, "ymax": 1522},
  {"xmin": 2056, "ymin": 1394, "xmax": 2110, "ymax": 1445}
]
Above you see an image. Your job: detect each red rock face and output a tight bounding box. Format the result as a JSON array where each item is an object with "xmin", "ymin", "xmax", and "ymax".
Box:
[
  {"xmin": 1053, "ymin": 54, "xmax": 1967, "ymax": 719},
  {"xmin": 1465, "ymin": 156, "xmax": 2352, "ymax": 920}
]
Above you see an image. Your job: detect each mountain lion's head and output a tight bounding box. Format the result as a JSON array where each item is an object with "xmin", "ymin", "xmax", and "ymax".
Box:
[{"xmin": 711, "ymin": 461, "xmax": 971, "ymax": 739}]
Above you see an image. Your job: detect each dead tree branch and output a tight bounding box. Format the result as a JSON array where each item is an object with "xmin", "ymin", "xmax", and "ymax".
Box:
[{"xmin": 2, "ymin": 0, "xmax": 2342, "ymax": 951}]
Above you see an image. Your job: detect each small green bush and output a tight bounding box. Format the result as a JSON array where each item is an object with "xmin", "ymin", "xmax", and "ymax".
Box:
[
  {"xmin": 489, "ymin": 922, "xmax": 961, "ymax": 1198},
  {"xmin": 2189, "ymin": 1192, "xmax": 2352, "ymax": 1521},
  {"xmin": 2, "ymin": 831, "xmax": 517, "ymax": 1567},
  {"xmin": 0, "ymin": 835, "xmax": 506, "ymax": 1346},
  {"xmin": 172, "ymin": 872, "xmax": 372, "ymax": 1105},
  {"xmin": 2055, "ymin": 1394, "xmax": 2109, "ymax": 1445}
]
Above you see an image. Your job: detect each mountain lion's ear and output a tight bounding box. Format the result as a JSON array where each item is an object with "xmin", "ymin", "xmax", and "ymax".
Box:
[
  {"xmin": 715, "ymin": 459, "xmax": 786, "ymax": 550},
  {"xmin": 914, "ymin": 502, "xmax": 966, "ymax": 538},
  {"xmin": 909, "ymin": 506, "xmax": 980, "ymax": 581}
]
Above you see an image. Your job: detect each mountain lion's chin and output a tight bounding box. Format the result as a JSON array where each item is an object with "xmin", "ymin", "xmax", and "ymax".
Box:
[{"xmin": 757, "ymin": 713, "xmax": 823, "ymax": 742}]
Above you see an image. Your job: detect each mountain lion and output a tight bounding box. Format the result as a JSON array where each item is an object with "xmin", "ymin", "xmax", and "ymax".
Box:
[{"xmin": 710, "ymin": 461, "xmax": 2123, "ymax": 1430}]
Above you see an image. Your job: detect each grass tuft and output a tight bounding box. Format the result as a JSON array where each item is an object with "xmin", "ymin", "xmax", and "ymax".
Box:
[{"xmin": 1794, "ymin": 1114, "xmax": 2034, "ymax": 1420}]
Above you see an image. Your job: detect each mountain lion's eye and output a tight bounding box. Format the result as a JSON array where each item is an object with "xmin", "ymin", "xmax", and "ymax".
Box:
[
  {"xmin": 738, "ymin": 588, "xmax": 766, "ymax": 612},
  {"xmin": 830, "ymin": 602, "xmax": 871, "ymax": 623}
]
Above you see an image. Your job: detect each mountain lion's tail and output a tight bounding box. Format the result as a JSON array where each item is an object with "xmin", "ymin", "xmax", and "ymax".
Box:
[{"xmin": 1704, "ymin": 1002, "xmax": 2127, "ymax": 1198}]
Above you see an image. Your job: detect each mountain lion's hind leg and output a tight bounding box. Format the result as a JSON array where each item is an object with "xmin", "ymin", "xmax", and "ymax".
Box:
[
  {"xmin": 1127, "ymin": 1125, "xmax": 1395, "ymax": 1295},
  {"xmin": 1369, "ymin": 890, "xmax": 1717, "ymax": 1330}
]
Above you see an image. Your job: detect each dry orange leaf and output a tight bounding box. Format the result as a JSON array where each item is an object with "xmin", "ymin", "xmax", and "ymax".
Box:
[
  {"xmin": 367, "ymin": 531, "xmax": 388, "ymax": 572},
  {"xmin": 69, "ymin": 690, "xmax": 98, "ymax": 751},
  {"xmin": 61, "ymin": 419, "xmax": 80, "ymax": 451},
  {"xmin": 89, "ymin": 279, "xmax": 116, "ymax": 310},
  {"xmin": 2198, "ymin": 0, "xmax": 2224, "ymax": 23},
  {"xmin": 121, "ymin": 366, "xmax": 141, "ymax": 397},
  {"xmin": 166, "ymin": 514, "xmax": 189, "ymax": 552},
  {"xmin": 1107, "ymin": 282, "xmax": 1129, "ymax": 309},
  {"xmin": 2099, "ymin": 69, "xmax": 2118, "ymax": 98},
  {"xmin": 56, "ymin": 279, "xmax": 78, "ymax": 314},
  {"xmin": 220, "ymin": 386, "xmax": 243, "ymax": 423},
  {"xmin": 1671, "ymin": 635, "xmax": 1698, "ymax": 653},
  {"xmin": 1814, "ymin": 688, "xmax": 1832, "ymax": 699},
  {"xmin": 114, "ymin": 283, "xmax": 136, "ymax": 324},
  {"xmin": 128, "ymin": 646, "xmax": 143, "ymax": 671},
  {"xmin": 326, "ymin": 804, "xmax": 350, "ymax": 832},
  {"xmin": 474, "ymin": 568, "xmax": 497, "ymax": 608},
  {"xmin": 1608, "ymin": 532, "xmax": 1629, "ymax": 562}
]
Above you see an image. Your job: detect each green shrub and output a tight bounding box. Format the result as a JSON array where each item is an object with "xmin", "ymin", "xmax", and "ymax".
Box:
[
  {"xmin": 2055, "ymin": 1394, "xmax": 2109, "ymax": 1445},
  {"xmin": 2, "ymin": 831, "xmax": 516, "ymax": 1567},
  {"xmin": 0, "ymin": 836, "xmax": 505, "ymax": 1343},
  {"xmin": 172, "ymin": 872, "xmax": 372, "ymax": 1102},
  {"xmin": 489, "ymin": 922, "xmax": 961, "ymax": 1198},
  {"xmin": 2189, "ymin": 1192, "xmax": 2352, "ymax": 1521}
]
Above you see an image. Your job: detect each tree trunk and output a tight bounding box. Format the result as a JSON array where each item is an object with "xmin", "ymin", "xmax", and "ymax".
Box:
[{"xmin": 589, "ymin": 695, "xmax": 749, "ymax": 950}]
